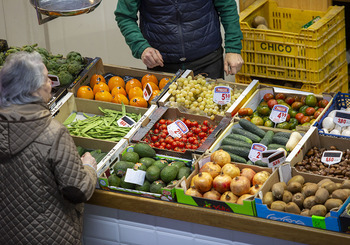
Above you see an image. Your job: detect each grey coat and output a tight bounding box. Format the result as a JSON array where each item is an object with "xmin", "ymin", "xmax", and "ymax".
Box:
[{"xmin": 0, "ymin": 102, "xmax": 97, "ymax": 245}]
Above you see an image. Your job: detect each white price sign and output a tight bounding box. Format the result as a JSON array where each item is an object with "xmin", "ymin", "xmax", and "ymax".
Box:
[
  {"xmin": 124, "ymin": 168, "xmax": 146, "ymax": 186},
  {"xmin": 143, "ymin": 83, "xmax": 153, "ymax": 101},
  {"xmin": 267, "ymin": 150, "xmax": 286, "ymax": 168},
  {"xmin": 269, "ymin": 105, "xmax": 289, "ymax": 123},
  {"xmin": 117, "ymin": 116, "xmax": 136, "ymax": 127},
  {"xmin": 213, "ymin": 86, "xmax": 231, "ymax": 105},
  {"xmin": 333, "ymin": 110, "xmax": 350, "ymax": 127},
  {"xmin": 248, "ymin": 143, "xmax": 267, "ymax": 162},
  {"xmin": 321, "ymin": 150, "xmax": 342, "ymax": 166},
  {"xmin": 167, "ymin": 120, "xmax": 189, "ymax": 138}
]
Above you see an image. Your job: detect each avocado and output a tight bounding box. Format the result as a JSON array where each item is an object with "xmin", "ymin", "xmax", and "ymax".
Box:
[
  {"xmin": 108, "ymin": 174, "xmax": 121, "ymax": 187},
  {"xmin": 160, "ymin": 165, "xmax": 178, "ymax": 184},
  {"xmin": 150, "ymin": 180, "xmax": 166, "ymax": 194},
  {"xmin": 113, "ymin": 161, "xmax": 135, "ymax": 177},
  {"xmin": 133, "ymin": 143, "xmax": 156, "ymax": 158},
  {"xmin": 122, "ymin": 151, "xmax": 140, "ymax": 163},
  {"xmin": 145, "ymin": 165, "xmax": 161, "ymax": 182},
  {"xmin": 120, "ymin": 175, "xmax": 136, "ymax": 189},
  {"xmin": 177, "ymin": 166, "xmax": 191, "ymax": 180},
  {"xmin": 135, "ymin": 180, "xmax": 151, "ymax": 192},
  {"xmin": 152, "ymin": 160, "xmax": 168, "ymax": 170},
  {"xmin": 139, "ymin": 157, "xmax": 155, "ymax": 168},
  {"xmin": 133, "ymin": 162, "xmax": 147, "ymax": 171}
]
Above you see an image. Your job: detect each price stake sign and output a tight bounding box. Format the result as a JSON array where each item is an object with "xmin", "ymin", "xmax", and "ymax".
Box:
[
  {"xmin": 117, "ymin": 116, "xmax": 136, "ymax": 127},
  {"xmin": 167, "ymin": 120, "xmax": 189, "ymax": 138},
  {"xmin": 124, "ymin": 168, "xmax": 146, "ymax": 186},
  {"xmin": 143, "ymin": 83, "xmax": 153, "ymax": 101},
  {"xmin": 267, "ymin": 150, "xmax": 286, "ymax": 168},
  {"xmin": 321, "ymin": 150, "xmax": 342, "ymax": 166},
  {"xmin": 213, "ymin": 86, "xmax": 231, "ymax": 105},
  {"xmin": 333, "ymin": 110, "xmax": 350, "ymax": 127},
  {"xmin": 261, "ymin": 150, "xmax": 279, "ymax": 164},
  {"xmin": 269, "ymin": 105, "xmax": 289, "ymax": 124},
  {"xmin": 249, "ymin": 143, "xmax": 267, "ymax": 162},
  {"xmin": 49, "ymin": 74, "xmax": 60, "ymax": 87}
]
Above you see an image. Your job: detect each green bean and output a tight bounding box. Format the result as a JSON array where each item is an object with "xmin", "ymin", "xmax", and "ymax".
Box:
[{"xmin": 63, "ymin": 112, "xmax": 77, "ymax": 126}]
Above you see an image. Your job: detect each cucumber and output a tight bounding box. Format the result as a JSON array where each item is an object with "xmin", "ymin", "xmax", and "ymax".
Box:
[
  {"xmin": 274, "ymin": 131, "xmax": 291, "ymax": 139},
  {"xmin": 238, "ymin": 119, "xmax": 266, "ymax": 138},
  {"xmin": 267, "ymin": 144, "xmax": 286, "ymax": 150},
  {"xmin": 226, "ymin": 152, "xmax": 247, "ymax": 164},
  {"xmin": 254, "ymin": 160, "xmax": 268, "ymax": 167},
  {"xmin": 220, "ymin": 145, "xmax": 251, "ymax": 159},
  {"xmin": 259, "ymin": 130, "xmax": 274, "ymax": 146},
  {"xmin": 226, "ymin": 133, "xmax": 253, "ymax": 144},
  {"xmin": 95, "ymin": 152, "xmax": 107, "ymax": 163},
  {"xmin": 246, "ymin": 160, "xmax": 254, "ymax": 165},
  {"xmin": 231, "ymin": 127, "xmax": 261, "ymax": 143},
  {"xmin": 272, "ymin": 136, "xmax": 289, "ymax": 146},
  {"xmin": 76, "ymin": 146, "xmax": 86, "ymax": 156},
  {"xmin": 221, "ymin": 137, "xmax": 252, "ymax": 148}
]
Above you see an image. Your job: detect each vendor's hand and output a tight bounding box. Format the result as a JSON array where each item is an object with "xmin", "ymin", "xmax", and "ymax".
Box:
[
  {"xmin": 141, "ymin": 47, "xmax": 164, "ymax": 68},
  {"xmin": 81, "ymin": 152, "xmax": 97, "ymax": 170},
  {"xmin": 224, "ymin": 53, "xmax": 244, "ymax": 76}
]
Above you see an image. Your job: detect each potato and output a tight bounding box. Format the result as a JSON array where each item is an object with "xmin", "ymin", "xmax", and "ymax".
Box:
[
  {"xmin": 317, "ymin": 178, "xmax": 332, "ymax": 187},
  {"xmin": 271, "ymin": 201, "xmax": 287, "ymax": 211},
  {"xmin": 336, "ymin": 183, "xmax": 342, "ymax": 189},
  {"xmin": 252, "ymin": 16, "xmax": 268, "ymax": 28},
  {"xmin": 324, "ymin": 198, "xmax": 343, "ymax": 211},
  {"xmin": 314, "ymin": 187, "xmax": 329, "ymax": 204},
  {"xmin": 300, "ymin": 209, "xmax": 310, "ymax": 216},
  {"xmin": 262, "ymin": 191, "xmax": 275, "ymax": 207},
  {"xmin": 285, "ymin": 202, "xmax": 301, "ymax": 214},
  {"xmin": 288, "ymin": 175, "xmax": 305, "ymax": 186},
  {"xmin": 292, "ymin": 192, "xmax": 305, "ymax": 208},
  {"xmin": 331, "ymin": 189, "xmax": 348, "ymax": 202},
  {"xmin": 303, "ymin": 196, "xmax": 316, "ymax": 209},
  {"xmin": 302, "ymin": 183, "xmax": 318, "ymax": 197},
  {"xmin": 287, "ymin": 182, "xmax": 302, "ymax": 194},
  {"xmin": 256, "ymin": 24, "xmax": 268, "ymax": 30},
  {"xmin": 341, "ymin": 180, "xmax": 350, "ymax": 189},
  {"xmin": 323, "ymin": 181, "xmax": 338, "ymax": 194},
  {"xmin": 282, "ymin": 190, "xmax": 293, "ymax": 203},
  {"xmin": 272, "ymin": 182, "xmax": 286, "ymax": 199},
  {"xmin": 310, "ymin": 205, "xmax": 327, "ymax": 217}
]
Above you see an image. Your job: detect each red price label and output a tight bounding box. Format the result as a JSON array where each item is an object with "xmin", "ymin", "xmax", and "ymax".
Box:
[
  {"xmin": 213, "ymin": 86, "xmax": 231, "ymax": 105},
  {"xmin": 269, "ymin": 105, "xmax": 289, "ymax": 123},
  {"xmin": 333, "ymin": 110, "xmax": 350, "ymax": 127},
  {"xmin": 248, "ymin": 143, "xmax": 267, "ymax": 162},
  {"xmin": 321, "ymin": 150, "xmax": 342, "ymax": 165},
  {"xmin": 167, "ymin": 120, "xmax": 189, "ymax": 138}
]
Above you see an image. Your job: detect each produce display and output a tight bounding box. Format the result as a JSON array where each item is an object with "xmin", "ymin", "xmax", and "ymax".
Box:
[
  {"xmin": 321, "ymin": 108, "xmax": 350, "ymax": 136},
  {"xmin": 76, "ymin": 73, "xmax": 171, "ymax": 108},
  {"xmin": 185, "ymin": 150, "xmax": 271, "ymax": 204},
  {"xmin": 237, "ymin": 92, "xmax": 329, "ymax": 129},
  {"xmin": 218, "ymin": 119, "xmax": 303, "ymax": 166},
  {"xmin": 167, "ymin": 75, "xmax": 244, "ymax": 120},
  {"xmin": 107, "ymin": 143, "xmax": 191, "ymax": 194},
  {"xmin": 263, "ymin": 175, "xmax": 350, "ymax": 217}
]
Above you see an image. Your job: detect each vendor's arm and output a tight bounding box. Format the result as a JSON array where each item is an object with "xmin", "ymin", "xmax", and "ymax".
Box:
[{"xmin": 214, "ymin": 0, "xmax": 244, "ymax": 75}]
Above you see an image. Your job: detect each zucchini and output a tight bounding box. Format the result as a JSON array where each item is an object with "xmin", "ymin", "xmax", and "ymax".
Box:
[
  {"xmin": 226, "ymin": 152, "xmax": 247, "ymax": 164},
  {"xmin": 274, "ymin": 131, "xmax": 291, "ymax": 139},
  {"xmin": 267, "ymin": 144, "xmax": 286, "ymax": 150},
  {"xmin": 272, "ymin": 136, "xmax": 289, "ymax": 146},
  {"xmin": 226, "ymin": 133, "xmax": 253, "ymax": 144},
  {"xmin": 220, "ymin": 145, "xmax": 251, "ymax": 159},
  {"xmin": 221, "ymin": 137, "xmax": 252, "ymax": 148},
  {"xmin": 231, "ymin": 127, "xmax": 261, "ymax": 143},
  {"xmin": 238, "ymin": 119, "xmax": 266, "ymax": 138},
  {"xmin": 259, "ymin": 130, "xmax": 274, "ymax": 146}
]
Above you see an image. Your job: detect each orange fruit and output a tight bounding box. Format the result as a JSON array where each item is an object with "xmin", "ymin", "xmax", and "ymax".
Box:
[
  {"xmin": 77, "ymin": 85, "xmax": 94, "ymax": 100},
  {"xmin": 130, "ymin": 96, "xmax": 148, "ymax": 108},
  {"xmin": 159, "ymin": 77, "xmax": 171, "ymax": 90},
  {"xmin": 112, "ymin": 94, "xmax": 129, "ymax": 105},
  {"xmin": 90, "ymin": 74, "xmax": 106, "ymax": 89},
  {"xmin": 141, "ymin": 74, "xmax": 158, "ymax": 87},
  {"xmin": 148, "ymin": 90, "xmax": 160, "ymax": 105},
  {"xmin": 108, "ymin": 76, "xmax": 125, "ymax": 90},
  {"xmin": 142, "ymin": 82, "xmax": 159, "ymax": 91},
  {"xmin": 111, "ymin": 86, "xmax": 127, "ymax": 97},
  {"xmin": 128, "ymin": 86, "xmax": 144, "ymax": 100},
  {"xmin": 125, "ymin": 78, "xmax": 142, "ymax": 94},
  {"xmin": 93, "ymin": 81, "xmax": 110, "ymax": 94},
  {"xmin": 95, "ymin": 90, "xmax": 113, "ymax": 102}
]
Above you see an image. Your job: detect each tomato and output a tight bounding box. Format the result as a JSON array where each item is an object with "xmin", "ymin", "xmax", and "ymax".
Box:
[
  {"xmin": 154, "ymin": 128, "xmax": 160, "ymax": 134},
  {"xmin": 160, "ymin": 124, "xmax": 167, "ymax": 130},
  {"xmin": 162, "ymin": 129, "xmax": 168, "ymax": 134},
  {"xmin": 154, "ymin": 123, "xmax": 160, "ymax": 129},
  {"xmin": 159, "ymin": 145, "xmax": 165, "ymax": 149},
  {"xmin": 185, "ymin": 144, "xmax": 192, "ymax": 149},
  {"xmin": 188, "ymin": 137, "xmax": 195, "ymax": 144},
  {"xmin": 174, "ymin": 147, "xmax": 181, "ymax": 152},
  {"xmin": 191, "ymin": 121, "xmax": 198, "ymax": 127},
  {"xmin": 159, "ymin": 119, "xmax": 166, "ymax": 124},
  {"xmin": 198, "ymin": 132, "xmax": 206, "ymax": 139},
  {"xmin": 166, "ymin": 119, "xmax": 173, "ymax": 125},
  {"xmin": 275, "ymin": 93, "xmax": 286, "ymax": 100},
  {"xmin": 209, "ymin": 128, "xmax": 214, "ymax": 134},
  {"xmin": 263, "ymin": 93, "xmax": 274, "ymax": 101},
  {"xmin": 192, "ymin": 145, "xmax": 198, "ymax": 150},
  {"xmin": 193, "ymin": 139, "xmax": 199, "ymax": 145},
  {"xmin": 305, "ymin": 107, "xmax": 316, "ymax": 116},
  {"xmin": 203, "ymin": 120, "xmax": 209, "ymax": 126},
  {"xmin": 178, "ymin": 141, "xmax": 185, "ymax": 148},
  {"xmin": 187, "ymin": 131, "xmax": 194, "ymax": 137},
  {"xmin": 295, "ymin": 113, "xmax": 305, "ymax": 123},
  {"xmin": 159, "ymin": 138, "xmax": 165, "ymax": 143},
  {"xmin": 144, "ymin": 138, "xmax": 149, "ymax": 143},
  {"xmin": 166, "ymin": 144, "xmax": 172, "ymax": 150},
  {"xmin": 151, "ymin": 135, "xmax": 158, "ymax": 142},
  {"xmin": 201, "ymin": 126, "xmax": 208, "ymax": 132},
  {"xmin": 161, "ymin": 142, "xmax": 166, "ymax": 147},
  {"xmin": 238, "ymin": 108, "xmax": 248, "ymax": 116},
  {"xmin": 181, "ymin": 138, "xmax": 187, "ymax": 143},
  {"xmin": 185, "ymin": 119, "xmax": 192, "ymax": 127},
  {"xmin": 318, "ymin": 99, "xmax": 329, "ymax": 108},
  {"xmin": 300, "ymin": 116, "xmax": 311, "ymax": 124},
  {"xmin": 246, "ymin": 108, "xmax": 254, "ymax": 116},
  {"xmin": 160, "ymin": 133, "xmax": 167, "ymax": 138},
  {"xmin": 193, "ymin": 127, "xmax": 201, "ymax": 135},
  {"xmin": 154, "ymin": 142, "xmax": 160, "ymax": 147}
]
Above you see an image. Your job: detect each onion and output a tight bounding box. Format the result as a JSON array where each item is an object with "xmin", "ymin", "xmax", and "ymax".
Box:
[
  {"xmin": 220, "ymin": 191, "xmax": 238, "ymax": 203},
  {"xmin": 230, "ymin": 176, "xmax": 251, "ymax": 196},
  {"xmin": 210, "ymin": 149, "xmax": 231, "ymax": 167},
  {"xmin": 203, "ymin": 188, "xmax": 221, "ymax": 200},
  {"xmin": 213, "ymin": 173, "xmax": 232, "ymax": 193},
  {"xmin": 221, "ymin": 163, "xmax": 240, "ymax": 179},
  {"xmin": 185, "ymin": 186, "xmax": 203, "ymax": 197},
  {"xmin": 192, "ymin": 172, "xmax": 213, "ymax": 193},
  {"xmin": 252, "ymin": 171, "xmax": 270, "ymax": 186},
  {"xmin": 199, "ymin": 161, "xmax": 221, "ymax": 178}
]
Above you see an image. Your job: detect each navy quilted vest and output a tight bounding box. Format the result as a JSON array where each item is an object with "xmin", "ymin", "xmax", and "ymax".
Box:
[{"xmin": 139, "ymin": 0, "xmax": 222, "ymax": 63}]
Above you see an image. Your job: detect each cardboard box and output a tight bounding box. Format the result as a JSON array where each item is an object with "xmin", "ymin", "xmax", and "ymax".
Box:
[
  {"xmin": 130, "ymin": 106, "xmax": 231, "ymax": 159},
  {"xmin": 98, "ymin": 144, "xmax": 194, "ymax": 201},
  {"xmin": 232, "ymin": 87, "xmax": 333, "ymax": 132},
  {"xmin": 53, "ymin": 93, "xmax": 156, "ymax": 144},
  {"xmin": 175, "ymin": 154, "xmax": 273, "ymax": 216},
  {"xmin": 339, "ymin": 205, "xmax": 350, "ymax": 233},
  {"xmin": 255, "ymin": 165, "xmax": 350, "ymax": 232}
]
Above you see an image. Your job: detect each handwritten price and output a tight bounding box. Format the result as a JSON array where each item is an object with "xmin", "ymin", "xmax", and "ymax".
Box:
[
  {"xmin": 221, "ymin": 93, "xmax": 230, "ymax": 100},
  {"xmin": 277, "ymin": 112, "xmax": 287, "ymax": 119},
  {"xmin": 338, "ymin": 118, "xmax": 347, "ymax": 124},
  {"xmin": 325, "ymin": 157, "xmax": 334, "ymax": 162}
]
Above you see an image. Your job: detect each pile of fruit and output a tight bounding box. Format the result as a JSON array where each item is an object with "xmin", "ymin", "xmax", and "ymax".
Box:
[
  {"xmin": 77, "ymin": 73, "xmax": 171, "ymax": 108},
  {"xmin": 142, "ymin": 118, "xmax": 216, "ymax": 152},
  {"xmin": 185, "ymin": 149, "xmax": 271, "ymax": 204},
  {"xmin": 107, "ymin": 143, "xmax": 192, "ymax": 194},
  {"xmin": 167, "ymin": 75, "xmax": 244, "ymax": 120},
  {"xmin": 263, "ymin": 175, "xmax": 350, "ymax": 217},
  {"xmin": 238, "ymin": 92, "xmax": 329, "ymax": 129},
  {"xmin": 321, "ymin": 107, "xmax": 350, "ymax": 136}
]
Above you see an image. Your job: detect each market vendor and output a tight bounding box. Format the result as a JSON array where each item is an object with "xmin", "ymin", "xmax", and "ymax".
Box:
[{"xmin": 115, "ymin": 0, "xmax": 244, "ymax": 79}]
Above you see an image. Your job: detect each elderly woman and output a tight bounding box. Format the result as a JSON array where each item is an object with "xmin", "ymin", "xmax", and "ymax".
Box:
[{"xmin": 0, "ymin": 51, "xmax": 97, "ymax": 245}]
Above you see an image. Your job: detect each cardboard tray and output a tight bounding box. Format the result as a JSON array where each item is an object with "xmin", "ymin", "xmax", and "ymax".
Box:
[
  {"xmin": 255, "ymin": 165, "xmax": 350, "ymax": 232},
  {"xmin": 175, "ymin": 153, "xmax": 273, "ymax": 216}
]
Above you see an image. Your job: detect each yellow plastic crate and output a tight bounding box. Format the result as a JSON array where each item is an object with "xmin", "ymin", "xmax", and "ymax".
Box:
[
  {"xmin": 238, "ymin": 0, "xmax": 346, "ymax": 83},
  {"xmin": 235, "ymin": 61, "xmax": 349, "ymax": 94}
]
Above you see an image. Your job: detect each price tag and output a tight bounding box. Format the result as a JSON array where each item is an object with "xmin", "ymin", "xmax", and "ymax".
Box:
[
  {"xmin": 261, "ymin": 150, "xmax": 279, "ymax": 164},
  {"xmin": 267, "ymin": 150, "xmax": 286, "ymax": 168},
  {"xmin": 213, "ymin": 86, "xmax": 231, "ymax": 105},
  {"xmin": 167, "ymin": 120, "xmax": 189, "ymax": 138},
  {"xmin": 49, "ymin": 74, "xmax": 60, "ymax": 87},
  {"xmin": 248, "ymin": 143, "xmax": 267, "ymax": 162},
  {"xmin": 124, "ymin": 168, "xmax": 146, "ymax": 186},
  {"xmin": 143, "ymin": 83, "xmax": 153, "ymax": 101},
  {"xmin": 269, "ymin": 105, "xmax": 289, "ymax": 123},
  {"xmin": 117, "ymin": 116, "xmax": 136, "ymax": 127},
  {"xmin": 333, "ymin": 110, "xmax": 350, "ymax": 127},
  {"xmin": 321, "ymin": 150, "xmax": 342, "ymax": 165}
]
